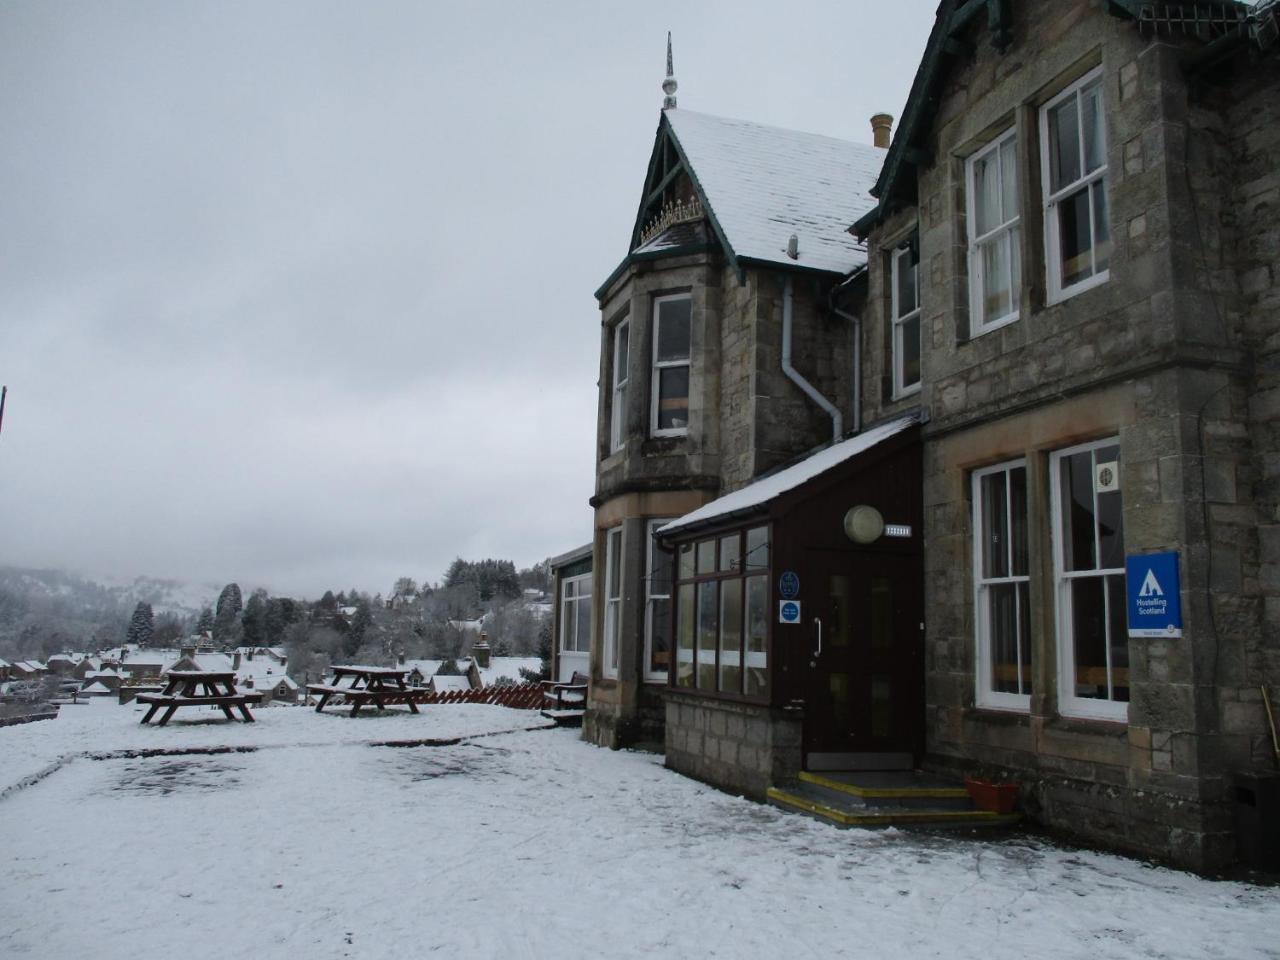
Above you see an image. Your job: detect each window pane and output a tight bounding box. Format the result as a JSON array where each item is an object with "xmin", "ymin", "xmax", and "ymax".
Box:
[
  {"xmin": 1070, "ymin": 577, "xmax": 1108, "ymax": 699},
  {"xmin": 981, "ymin": 471, "xmax": 1009, "ymax": 579},
  {"xmin": 980, "ymin": 235, "xmax": 1011, "ymax": 323},
  {"xmin": 871, "ymin": 676, "xmax": 892, "ymax": 738},
  {"xmin": 1107, "ymin": 573, "xmax": 1130, "ymax": 702},
  {"xmin": 745, "ymin": 576, "xmax": 768, "ymax": 697},
  {"xmin": 607, "ymin": 531, "xmax": 622, "ymax": 597},
  {"xmin": 1049, "ymin": 95, "xmax": 1081, "ymax": 192},
  {"xmin": 1061, "ymin": 450, "xmax": 1098, "ymax": 572},
  {"xmin": 900, "ymin": 314, "xmax": 921, "ymax": 389},
  {"xmin": 974, "ymin": 150, "xmax": 999, "ymax": 236},
  {"xmin": 696, "ymin": 539, "xmax": 715, "ymax": 575},
  {"xmin": 649, "ymin": 597, "xmax": 670, "ymax": 673},
  {"xmin": 615, "ymin": 323, "xmax": 629, "ymax": 381},
  {"xmin": 870, "ymin": 578, "xmax": 891, "ymax": 651},
  {"xmin": 697, "ymin": 581, "xmax": 718, "ymax": 689},
  {"xmin": 656, "ymin": 298, "xmax": 691, "ymax": 362},
  {"xmin": 1091, "ymin": 181, "xmax": 1111, "ymax": 274},
  {"xmin": 651, "ymin": 538, "xmax": 673, "ymax": 596},
  {"xmin": 1018, "ymin": 580, "xmax": 1032, "ymax": 695},
  {"xmin": 745, "ymin": 527, "xmax": 769, "ymax": 571},
  {"xmin": 719, "ymin": 533, "xmax": 740, "ymax": 572},
  {"xmin": 719, "ymin": 578, "xmax": 742, "ymax": 694},
  {"xmin": 656, "ymin": 366, "xmax": 689, "ymax": 430},
  {"xmin": 895, "ymin": 252, "xmax": 918, "ymax": 316},
  {"xmin": 1000, "ymin": 137, "xmax": 1018, "ymax": 221},
  {"xmin": 677, "ymin": 584, "xmax": 695, "ymax": 687},
  {"xmin": 1009, "ymin": 225, "xmax": 1022, "ymax": 313},
  {"xmin": 1010, "ymin": 466, "xmax": 1029, "ymax": 576},
  {"xmin": 678, "ymin": 542, "xmax": 695, "ymax": 580},
  {"xmin": 1082, "ymin": 80, "xmax": 1105, "ymax": 174},
  {"xmin": 575, "ymin": 596, "xmax": 591, "ymax": 652},
  {"xmin": 988, "ymin": 582, "xmax": 1020, "ymax": 693},
  {"xmin": 1096, "ymin": 447, "xmax": 1124, "ymax": 569},
  {"xmin": 1058, "ymin": 187, "xmax": 1094, "ymax": 287}
]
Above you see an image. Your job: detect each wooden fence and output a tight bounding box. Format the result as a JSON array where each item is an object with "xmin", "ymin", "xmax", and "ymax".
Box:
[{"xmin": 413, "ymin": 683, "xmax": 546, "ymax": 710}]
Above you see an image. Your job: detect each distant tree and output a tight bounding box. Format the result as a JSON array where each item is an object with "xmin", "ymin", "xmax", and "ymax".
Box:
[
  {"xmin": 126, "ymin": 602, "xmax": 154, "ymax": 647},
  {"xmin": 343, "ymin": 598, "xmax": 374, "ymax": 656},
  {"xmin": 392, "ymin": 577, "xmax": 418, "ymax": 600},
  {"xmin": 196, "ymin": 606, "xmax": 215, "ymax": 635},
  {"xmin": 264, "ymin": 597, "xmax": 298, "ymax": 645},
  {"xmin": 241, "ymin": 589, "xmax": 269, "ymax": 646},
  {"xmin": 444, "ymin": 559, "xmax": 520, "ymax": 602},
  {"xmin": 518, "ymin": 560, "xmax": 552, "ymax": 594},
  {"xmin": 435, "ymin": 658, "xmax": 461, "ymax": 676},
  {"xmin": 214, "ymin": 583, "xmax": 243, "ymax": 644},
  {"xmin": 520, "ymin": 620, "xmax": 552, "ymax": 683},
  {"xmin": 152, "ymin": 611, "xmax": 186, "ymax": 647}
]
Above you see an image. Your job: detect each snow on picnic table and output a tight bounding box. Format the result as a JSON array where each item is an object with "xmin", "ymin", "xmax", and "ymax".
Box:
[{"xmin": 1, "ymin": 702, "xmax": 1278, "ymax": 960}]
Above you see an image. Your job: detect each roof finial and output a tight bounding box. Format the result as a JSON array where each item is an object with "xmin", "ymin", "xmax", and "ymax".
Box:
[{"xmin": 662, "ymin": 32, "xmax": 678, "ymax": 110}]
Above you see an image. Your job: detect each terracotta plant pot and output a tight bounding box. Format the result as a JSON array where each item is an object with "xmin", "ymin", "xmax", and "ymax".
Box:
[{"xmin": 964, "ymin": 777, "xmax": 1019, "ymax": 814}]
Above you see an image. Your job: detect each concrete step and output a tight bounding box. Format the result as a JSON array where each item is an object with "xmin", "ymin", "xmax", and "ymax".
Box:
[{"xmin": 768, "ymin": 774, "xmax": 1021, "ymax": 830}]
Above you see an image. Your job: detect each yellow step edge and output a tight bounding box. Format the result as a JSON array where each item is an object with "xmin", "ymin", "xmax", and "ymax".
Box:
[
  {"xmin": 798, "ymin": 770, "xmax": 970, "ymax": 800},
  {"xmin": 767, "ymin": 787, "xmax": 1010, "ymax": 827}
]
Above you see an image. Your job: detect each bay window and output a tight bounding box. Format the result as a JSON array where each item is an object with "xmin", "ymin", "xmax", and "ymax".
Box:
[
  {"xmin": 1052, "ymin": 438, "xmax": 1128, "ymax": 721},
  {"xmin": 967, "ymin": 128, "xmax": 1021, "ymax": 333},
  {"xmin": 973, "ymin": 460, "xmax": 1031, "ymax": 710},
  {"xmin": 891, "ymin": 243, "xmax": 921, "ymax": 398},
  {"xmin": 652, "ymin": 294, "xmax": 691, "ymax": 436},
  {"xmin": 1042, "ymin": 68, "xmax": 1110, "ymax": 302}
]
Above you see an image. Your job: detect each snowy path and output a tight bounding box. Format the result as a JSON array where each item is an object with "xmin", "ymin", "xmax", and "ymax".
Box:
[{"xmin": 1, "ymin": 704, "xmax": 1278, "ymax": 959}]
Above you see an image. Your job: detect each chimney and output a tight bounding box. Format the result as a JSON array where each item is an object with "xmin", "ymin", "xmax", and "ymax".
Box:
[
  {"xmin": 398, "ymin": 652, "xmax": 406, "ymax": 666},
  {"xmin": 870, "ymin": 113, "xmax": 893, "ymax": 149},
  {"xmin": 232, "ymin": 651, "xmax": 242, "ymax": 670},
  {"xmin": 473, "ymin": 632, "xmax": 491, "ymax": 670},
  {"xmin": 180, "ymin": 645, "xmax": 196, "ymax": 662}
]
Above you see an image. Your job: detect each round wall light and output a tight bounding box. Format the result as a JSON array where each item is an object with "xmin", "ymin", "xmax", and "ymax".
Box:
[{"xmin": 843, "ymin": 505, "xmax": 885, "ymax": 544}]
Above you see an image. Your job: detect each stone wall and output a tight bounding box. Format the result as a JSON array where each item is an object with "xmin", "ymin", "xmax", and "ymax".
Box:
[{"xmin": 663, "ymin": 690, "xmax": 802, "ymax": 800}]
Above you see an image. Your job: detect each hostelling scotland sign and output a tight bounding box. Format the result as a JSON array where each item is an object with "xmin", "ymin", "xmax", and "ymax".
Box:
[{"xmin": 1125, "ymin": 552, "xmax": 1182, "ymax": 638}]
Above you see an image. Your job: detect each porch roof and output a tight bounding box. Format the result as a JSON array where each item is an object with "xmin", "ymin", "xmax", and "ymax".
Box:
[{"xmin": 657, "ymin": 414, "xmax": 918, "ymax": 538}]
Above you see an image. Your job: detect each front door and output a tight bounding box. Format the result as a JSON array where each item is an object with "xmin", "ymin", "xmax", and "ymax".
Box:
[{"xmin": 802, "ymin": 549, "xmax": 922, "ymax": 768}]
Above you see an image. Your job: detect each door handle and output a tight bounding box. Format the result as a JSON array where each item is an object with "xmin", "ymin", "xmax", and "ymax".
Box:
[{"xmin": 814, "ymin": 617, "xmax": 823, "ymax": 657}]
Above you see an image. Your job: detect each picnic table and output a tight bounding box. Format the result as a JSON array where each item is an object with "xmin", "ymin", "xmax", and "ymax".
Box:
[
  {"xmin": 308, "ymin": 665, "xmax": 429, "ymax": 717},
  {"xmin": 137, "ymin": 670, "xmax": 256, "ymax": 726}
]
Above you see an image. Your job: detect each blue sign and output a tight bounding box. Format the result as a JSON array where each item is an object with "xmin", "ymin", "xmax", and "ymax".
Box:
[
  {"xmin": 779, "ymin": 600, "xmax": 801, "ymax": 624},
  {"xmin": 1125, "ymin": 552, "xmax": 1182, "ymax": 638},
  {"xmin": 779, "ymin": 571, "xmax": 800, "ymax": 600}
]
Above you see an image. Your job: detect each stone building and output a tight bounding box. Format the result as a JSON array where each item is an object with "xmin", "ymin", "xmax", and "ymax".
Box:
[{"xmin": 846, "ymin": 0, "xmax": 1280, "ymax": 869}]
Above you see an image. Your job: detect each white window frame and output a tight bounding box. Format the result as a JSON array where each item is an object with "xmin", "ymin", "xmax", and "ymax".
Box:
[
  {"xmin": 644, "ymin": 519, "xmax": 675, "ymax": 683},
  {"xmin": 1041, "ymin": 66, "xmax": 1110, "ymax": 304},
  {"xmin": 890, "ymin": 244, "xmax": 922, "ymax": 399},
  {"xmin": 966, "ymin": 127, "xmax": 1022, "ymax": 335},
  {"xmin": 609, "ymin": 319, "xmax": 630, "ymax": 452},
  {"xmin": 972, "ymin": 459, "xmax": 1031, "ymax": 712},
  {"xmin": 650, "ymin": 294, "xmax": 691, "ymax": 438},
  {"xmin": 1050, "ymin": 436, "xmax": 1128, "ymax": 723},
  {"xmin": 559, "ymin": 572, "xmax": 592, "ymax": 654},
  {"xmin": 602, "ymin": 526, "xmax": 623, "ymax": 679}
]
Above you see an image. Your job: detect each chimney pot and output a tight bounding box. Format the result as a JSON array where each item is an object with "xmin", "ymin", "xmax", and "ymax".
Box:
[{"xmin": 870, "ymin": 113, "xmax": 894, "ymax": 149}]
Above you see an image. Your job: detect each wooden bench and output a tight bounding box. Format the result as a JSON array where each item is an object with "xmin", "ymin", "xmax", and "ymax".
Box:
[
  {"xmin": 137, "ymin": 693, "xmax": 257, "ymax": 726},
  {"xmin": 308, "ymin": 665, "xmax": 432, "ymax": 717},
  {"xmin": 540, "ymin": 671, "xmax": 588, "ymax": 711}
]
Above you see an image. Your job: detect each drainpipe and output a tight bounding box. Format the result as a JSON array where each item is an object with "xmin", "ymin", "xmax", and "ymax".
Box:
[
  {"xmin": 781, "ymin": 274, "xmax": 842, "ymax": 442},
  {"xmin": 828, "ymin": 276, "xmax": 862, "ymax": 436}
]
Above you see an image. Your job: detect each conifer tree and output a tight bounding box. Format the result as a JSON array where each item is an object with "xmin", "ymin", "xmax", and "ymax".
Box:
[
  {"xmin": 126, "ymin": 601, "xmax": 154, "ymax": 648},
  {"xmin": 214, "ymin": 583, "xmax": 243, "ymax": 644}
]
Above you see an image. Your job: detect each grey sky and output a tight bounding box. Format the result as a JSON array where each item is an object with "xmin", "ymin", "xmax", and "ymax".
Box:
[{"xmin": 0, "ymin": 1, "xmax": 936, "ymax": 599}]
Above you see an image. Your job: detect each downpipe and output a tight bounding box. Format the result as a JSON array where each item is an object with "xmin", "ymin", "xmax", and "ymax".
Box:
[{"xmin": 781, "ymin": 275, "xmax": 842, "ymax": 442}]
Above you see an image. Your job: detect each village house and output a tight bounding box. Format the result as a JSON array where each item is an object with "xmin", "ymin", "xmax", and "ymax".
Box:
[{"xmin": 587, "ymin": 3, "xmax": 1280, "ymax": 871}]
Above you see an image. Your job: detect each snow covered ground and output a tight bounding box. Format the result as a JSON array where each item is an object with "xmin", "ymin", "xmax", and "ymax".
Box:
[{"xmin": 2, "ymin": 700, "xmax": 1278, "ymax": 960}]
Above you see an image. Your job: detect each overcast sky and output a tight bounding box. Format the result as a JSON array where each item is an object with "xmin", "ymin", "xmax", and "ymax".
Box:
[{"xmin": 0, "ymin": 0, "xmax": 937, "ymax": 599}]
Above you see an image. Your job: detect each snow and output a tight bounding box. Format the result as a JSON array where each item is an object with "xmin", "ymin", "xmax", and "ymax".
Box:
[
  {"xmin": 2, "ymin": 701, "xmax": 1278, "ymax": 960},
  {"xmin": 664, "ymin": 109, "xmax": 886, "ymax": 275},
  {"xmin": 660, "ymin": 414, "xmax": 918, "ymax": 536}
]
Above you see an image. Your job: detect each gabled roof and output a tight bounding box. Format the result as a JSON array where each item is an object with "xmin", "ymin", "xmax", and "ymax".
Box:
[
  {"xmin": 659, "ymin": 109, "xmax": 886, "ymax": 276},
  {"xmin": 658, "ymin": 414, "xmax": 919, "ymax": 538}
]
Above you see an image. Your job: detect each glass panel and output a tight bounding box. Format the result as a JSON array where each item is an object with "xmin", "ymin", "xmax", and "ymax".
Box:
[
  {"xmin": 745, "ymin": 576, "xmax": 769, "ymax": 697},
  {"xmin": 605, "ymin": 602, "xmax": 619, "ymax": 670},
  {"xmin": 678, "ymin": 542, "xmax": 695, "ymax": 580},
  {"xmin": 1106, "ymin": 573, "xmax": 1130, "ymax": 702},
  {"xmin": 656, "ymin": 366, "xmax": 689, "ymax": 430},
  {"xmin": 870, "ymin": 578, "xmax": 892, "ymax": 650},
  {"xmin": 830, "ymin": 673, "xmax": 850, "ymax": 735},
  {"xmin": 676, "ymin": 584, "xmax": 695, "ymax": 687},
  {"xmin": 697, "ymin": 581, "xmax": 717, "ymax": 689},
  {"xmin": 1009, "ymin": 225, "xmax": 1022, "ymax": 314},
  {"xmin": 1010, "ymin": 466, "xmax": 1028, "ymax": 576},
  {"xmin": 1096, "ymin": 450, "xmax": 1124, "ymax": 570},
  {"xmin": 1049, "ymin": 94, "xmax": 1081, "ymax": 192},
  {"xmin": 574, "ymin": 596, "xmax": 591, "ymax": 652},
  {"xmin": 900, "ymin": 314, "xmax": 921, "ymax": 389},
  {"xmin": 656, "ymin": 298, "xmax": 691, "ymax": 362},
  {"xmin": 1082, "ymin": 80, "xmax": 1105, "ymax": 174},
  {"xmin": 829, "ymin": 575, "xmax": 851, "ymax": 648},
  {"xmin": 988, "ymin": 582, "xmax": 1019, "ymax": 694},
  {"xmin": 649, "ymin": 597, "xmax": 670, "ymax": 672},
  {"xmin": 615, "ymin": 323, "xmax": 629, "ymax": 382},
  {"xmin": 719, "ymin": 533, "xmax": 741, "ymax": 572},
  {"xmin": 1071, "ymin": 577, "xmax": 1108, "ymax": 699},
  {"xmin": 1061, "ymin": 450, "xmax": 1098, "ymax": 572},
  {"xmin": 871, "ymin": 676, "xmax": 892, "ymax": 738},
  {"xmin": 612, "ymin": 382, "xmax": 626, "ymax": 446},
  {"xmin": 1091, "ymin": 180, "xmax": 1111, "ymax": 274},
  {"xmin": 696, "ymin": 540, "xmax": 715, "ymax": 575},
  {"xmin": 745, "ymin": 527, "xmax": 769, "ymax": 571},
  {"xmin": 974, "ymin": 149, "xmax": 999, "ymax": 236},
  {"xmin": 1018, "ymin": 580, "xmax": 1032, "ymax": 695},
  {"xmin": 895, "ymin": 251, "xmax": 918, "ymax": 316},
  {"xmin": 980, "ymin": 235, "xmax": 1011, "ymax": 325},
  {"xmin": 607, "ymin": 531, "xmax": 622, "ymax": 598},
  {"xmin": 651, "ymin": 536, "xmax": 673, "ymax": 595},
  {"xmin": 718, "ymin": 578, "xmax": 742, "ymax": 694},
  {"xmin": 1058, "ymin": 187, "xmax": 1094, "ymax": 287},
  {"xmin": 1000, "ymin": 136, "xmax": 1018, "ymax": 222}
]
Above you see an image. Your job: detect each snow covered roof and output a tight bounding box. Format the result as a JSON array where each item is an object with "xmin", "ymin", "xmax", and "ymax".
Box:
[
  {"xmin": 430, "ymin": 675, "xmax": 472, "ymax": 693},
  {"xmin": 662, "ymin": 109, "xmax": 886, "ymax": 276},
  {"xmin": 658, "ymin": 415, "xmax": 919, "ymax": 537}
]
